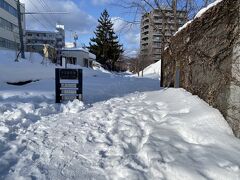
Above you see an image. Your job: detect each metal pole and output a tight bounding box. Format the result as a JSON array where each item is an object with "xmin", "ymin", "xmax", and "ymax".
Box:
[
  {"xmin": 17, "ymin": 0, "xmax": 25, "ymax": 59},
  {"xmin": 55, "ymin": 68, "xmax": 61, "ymax": 103},
  {"xmin": 160, "ymin": 58, "xmax": 163, "ymax": 87}
]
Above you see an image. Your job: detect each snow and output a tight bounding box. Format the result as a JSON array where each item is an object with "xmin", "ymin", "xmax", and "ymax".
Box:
[
  {"xmin": 174, "ymin": 0, "xmax": 223, "ymax": 36},
  {"xmin": 0, "ymin": 50, "xmax": 240, "ymax": 179},
  {"xmin": 0, "ymin": 50, "xmax": 55, "ymax": 83},
  {"xmin": 132, "ymin": 60, "xmax": 161, "ymax": 79},
  {"xmin": 194, "ymin": 0, "xmax": 223, "ymax": 19},
  {"xmin": 142, "ymin": 60, "xmax": 161, "ymax": 79},
  {"xmin": 174, "ymin": 20, "xmax": 193, "ymax": 36},
  {"xmin": 62, "ymin": 47, "xmax": 96, "ymax": 60}
]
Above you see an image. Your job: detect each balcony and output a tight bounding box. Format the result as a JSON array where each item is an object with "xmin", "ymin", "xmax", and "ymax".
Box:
[{"xmin": 141, "ymin": 32, "xmax": 149, "ymax": 39}]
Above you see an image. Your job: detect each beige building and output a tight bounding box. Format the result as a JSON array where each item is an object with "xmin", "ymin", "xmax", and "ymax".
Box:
[
  {"xmin": 0, "ymin": 0, "xmax": 25, "ymax": 50},
  {"xmin": 140, "ymin": 9, "xmax": 186, "ymax": 63}
]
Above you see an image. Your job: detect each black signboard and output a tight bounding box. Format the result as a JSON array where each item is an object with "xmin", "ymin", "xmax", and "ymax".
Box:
[
  {"xmin": 60, "ymin": 69, "xmax": 78, "ymax": 79},
  {"xmin": 55, "ymin": 68, "xmax": 83, "ymax": 103}
]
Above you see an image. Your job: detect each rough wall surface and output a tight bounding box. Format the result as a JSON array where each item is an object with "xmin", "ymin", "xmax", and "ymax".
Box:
[
  {"xmin": 228, "ymin": 17, "xmax": 240, "ymax": 137},
  {"xmin": 162, "ymin": 0, "xmax": 240, "ymax": 137}
]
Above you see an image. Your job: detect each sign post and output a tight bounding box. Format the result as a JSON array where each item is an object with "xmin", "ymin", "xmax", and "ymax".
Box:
[{"xmin": 55, "ymin": 68, "xmax": 82, "ymax": 103}]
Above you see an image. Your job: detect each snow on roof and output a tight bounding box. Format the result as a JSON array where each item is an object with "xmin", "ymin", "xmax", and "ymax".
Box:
[
  {"xmin": 62, "ymin": 47, "xmax": 93, "ymax": 54},
  {"xmin": 56, "ymin": 24, "xmax": 65, "ymax": 30},
  {"xmin": 62, "ymin": 47, "xmax": 96, "ymax": 60},
  {"xmin": 174, "ymin": 0, "xmax": 223, "ymax": 36},
  {"xmin": 65, "ymin": 42, "xmax": 75, "ymax": 48}
]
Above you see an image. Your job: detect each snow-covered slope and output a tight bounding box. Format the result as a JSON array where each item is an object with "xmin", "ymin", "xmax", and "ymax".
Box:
[
  {"xmin": 142, "ymin": 60, "xmax": 161, "ymax": 79},
  {"xmin": 0, "ymin": 50, "xmax": 112, "ymax": 84},
  {"xmin": 0, "ymin": 50, "xmax": 56, "ymax": 83},
  {"xmin": 133, "ymin": 60, "xmax": 161, "ymax": 79}
]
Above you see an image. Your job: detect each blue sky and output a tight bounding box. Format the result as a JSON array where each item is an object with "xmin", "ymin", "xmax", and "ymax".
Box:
[
  {"xmin": 20, "ymin": 0, "xmax": 140, "ymax": 57},
  {"xmin": 20, "ymin": 0, "xmax": 212, "ymax": 57}
]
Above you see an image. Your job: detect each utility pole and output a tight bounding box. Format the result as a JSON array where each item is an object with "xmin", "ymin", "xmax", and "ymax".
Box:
[
  {"xmin": 15, "ymin": 0, "xmax": 68, "ymax": 61},
  {"xmin": 17, "ymin": 0, "xmax": 25, "ymax": 59}
]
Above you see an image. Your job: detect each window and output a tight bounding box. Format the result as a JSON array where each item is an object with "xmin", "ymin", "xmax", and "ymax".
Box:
[
  {"xmin": 153, "ymin": 36, "xmax": 160, "ymax": 41},
  {"xmin": 0, "ymin": 0, "xmax": 3, "ymax": 8},
  {"xmin": 0, "ymin": 37, "xmax": 4, "ymax": 47},
  {"xmin": 84, "ymin": 59, "xmax": 89, "ymax": 67},
  {"xmin": 0, "ymin": 17, "xmax": 18, "ymax": 32},
  {"xmin": 155, "ymin": 48, "xmax": 161, "ymax": 53},
  {"xmin": 1, "ymin": 1, "xmax": 18, "ymax": 17},
  {"xmin": 68, "ymin": 57, "xmax": 77, "ymax": 65},
  {"xmin": 154, "ymin": 42, "xmax": 161, "ymax": 47},
  {"xmin": 0, "ymin": 37, "xmax": 18, "ymax": 49},
  {"xmin": 154, "ymin": 16, "xmax": 161, "ymax": 20},
  {"xmin": 3, "ymin": 1, "xmax": 8, "ymax": 11}
]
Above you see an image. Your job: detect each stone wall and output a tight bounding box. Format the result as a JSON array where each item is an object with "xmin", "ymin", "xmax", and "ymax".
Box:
[{"xmin": 162, "ymin": 0, "xmax": 240, "ymax": 137}]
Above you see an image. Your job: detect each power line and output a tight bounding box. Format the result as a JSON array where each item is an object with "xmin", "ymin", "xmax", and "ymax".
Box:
[
  {"xmin": 25, "ymin": 10, "xmax": 48, "ymax": 30},
  {"xmin": 24, "ymin": 12, "xmax": 68, "ymax": 14},
  {"xmin": 39, "ymin": 0, "xmax": 53, "ymax": 13},
  {"xmin": 36, "ymin": 0, "xmax": 57, "ymax": 26},
  {"xmin": 28, "ymin": 0, "xmax": 56, "ymax": 29}
]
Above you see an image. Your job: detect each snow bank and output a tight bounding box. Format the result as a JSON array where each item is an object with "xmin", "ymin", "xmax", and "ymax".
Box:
[
  {"xmin": 0, "ymin": 50, "xmax": 55, "ymax": 83},
  {"xmin": 3, "ymin": 88, "xmax": 240, "ymax": 179},
  {"xmin": 0, "ymin": 50, "xmax": 112, "ymax": 84},
  {"xmin": 174, "ymin": 0, "xmax": 223, "ymax": 36},
  {"xmin": 142, "ymin": 60, "xmax": 161, "ymax": 79},
  {"xmin": 134, "ymin": 60, "xmax": 161, "ymax": 79}
]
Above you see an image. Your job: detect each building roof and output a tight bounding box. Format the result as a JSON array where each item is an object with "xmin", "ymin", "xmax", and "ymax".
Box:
[
  {"xmin": 62, "ymin": 47, "xmax": 96, "ymax": 60},
  {"xmin": 26, "ymin": 30, "xmax": 57, "ymax": 34}
]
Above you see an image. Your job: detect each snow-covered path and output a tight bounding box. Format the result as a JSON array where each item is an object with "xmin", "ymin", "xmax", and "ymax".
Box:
[
  {"xmin": 2, "ymin": 89, "xmax": 240, "ymax": 180},
  {"xmin": 0, "ymin": 68, "xmax": 161, "ymax": 179},
  {"xmin": 1, "ymin": 54, "xmax": 240, "ymax": 179}
]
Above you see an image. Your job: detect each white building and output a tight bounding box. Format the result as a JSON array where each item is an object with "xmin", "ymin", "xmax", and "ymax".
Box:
[
  {"xmin": 0, "ymin": 0, "xmax": 25, "ymax": 50},
  {"xmin": 62, "ymin": 47, "xmax": 96, "ymax": 68}
]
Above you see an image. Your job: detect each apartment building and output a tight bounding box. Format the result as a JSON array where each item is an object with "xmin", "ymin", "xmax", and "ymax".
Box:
[
  {"xmin": 26, "ymin": 30, "xmax": 57, "ymax": 48},
  {"xmin": 26, "ymin": 24, "xmax": 65, "ymax": 61},
  {"xmin": 140, "ymin": 9, "xmax": 186, "ymax": 63},
  {"xmin": 0, "ymin": 0, "xmax": 25, "ymax": 50}
]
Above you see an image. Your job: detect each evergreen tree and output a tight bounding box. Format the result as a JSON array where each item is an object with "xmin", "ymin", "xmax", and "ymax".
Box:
[{"xmin": 89, "ymin": 9, "xmax": 123, "ymax": 71}]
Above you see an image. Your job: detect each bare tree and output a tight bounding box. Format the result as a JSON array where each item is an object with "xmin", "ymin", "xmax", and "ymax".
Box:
[{"xmin": 114, "ymin": 0, "xmax": 216, "ymax": 80}]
